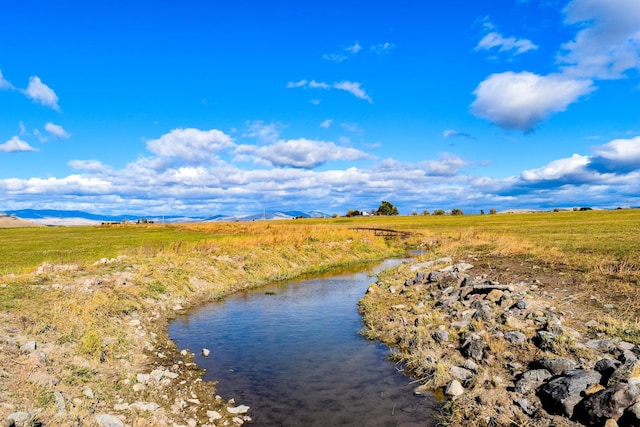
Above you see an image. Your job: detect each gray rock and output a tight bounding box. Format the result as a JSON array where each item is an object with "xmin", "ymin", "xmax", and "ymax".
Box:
[
  {"xmin": 538, "ymin": 369, "xmax": 602, "ymax": 418},
  {"xmin": 433, "ymin": 329, "xmax": 449, "ymax": 343},
  {"xmin": 621, "ymin": 401, "xmax": 640, "ymax": 425},
  {"xmin": 608, "ymin": 359, "xmax": 640, "ymax": 386},
  {"xmin": 595, "ymin": 358, "xmax": 620, "ymax": 382},
  {"xmin": 521, "ymin": 369, "xmax": 553, "ymax": 383},
  {"xmin": 578, "ymin": 383, "xmax": 639, "ymax": 426},
  {"xmin": 54, "ymin": 391, "xmax": 66, "ymax": 415},
  {"xmin": 516, "ymin": 299, "xmax": 528, "ymax": 309},
  {"xmin": 463, "ymin": 359, "xmax": 479, "ymax": 372},
  {"xmin": 538, "ymin": 357, "xmax": 578, "ymax": 375},
  {"xmin": 444, "ymin": 380, "xmax": 464, "ymax": 397},
  {"xmin": 20, "ymin": 341, "xmax": 36, "ymax": 353},
  {"xmin": 535, "ymin": 330, "xmax": 557, "ymax": 350},
  {"xmin": 472, "ymin": 305, "xmax": 495, "ymax": 323},
  {"xmin": 504, "ymin": 331, "xmax": 527, "ymax": 344},
  {"xmin": 461, "ymin": 333, "xmax": 486, "ymax": 361},
  {"xmin": 96, "ymin": 414, "xmax": 126, "ymax": 427},
  {"xmin": 6, "ymin": 412, "xmax": 34, "ymax": 427},
  {"xmin": 450, "ymin": 366, "xmax": 474, "ymax": 382},
  {"xmin": 515, "ymin": 398, "xmax": 537, "ymax": 416},
  {"xmin": 130, "ymin": 402, "xmax": 160, "ymax": 412}
]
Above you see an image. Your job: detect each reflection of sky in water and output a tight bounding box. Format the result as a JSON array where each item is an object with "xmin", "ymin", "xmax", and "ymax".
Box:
[{"xmin": 170, "ymin": 261, "xmax": 438, "ymax": 426}]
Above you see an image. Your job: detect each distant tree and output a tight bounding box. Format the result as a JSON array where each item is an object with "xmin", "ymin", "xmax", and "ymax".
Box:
[
  {"xmin": 411, "ymin": 211, "xmax": 418, "ymax": 216},
  {"xmin": 345, "ymin": 209, "xmax": 361, "ymax": 217},
  {"xmin": 489, "ymin": 208, "xmax": 497, "ymax": 215},
  {"xmin": 422, "ymin": 210, "xmax": 430, "ymax": 216},
  {"xmin": 433, "ymin": 209, "xmax": 446, "ymax": 216},
  {"xmin": 480, "ymin": 209, "xmax": 485, "ymax": 215},
  {"xmin": 377, "ymin": 200, "xmax": 399, "ymax": 216},
  {"xmin": 451, "ymin": 208, "xmax": 464, "ymax": 216}
]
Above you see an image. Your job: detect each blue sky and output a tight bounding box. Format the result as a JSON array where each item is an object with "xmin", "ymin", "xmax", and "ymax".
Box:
[{"xmin": 1, "ymin": 0, "xmax": 639, "ymax": 216}]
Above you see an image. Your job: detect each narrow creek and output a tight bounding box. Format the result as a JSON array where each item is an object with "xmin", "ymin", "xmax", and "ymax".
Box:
[{"xmin": 169, "ymin": 259, "xmax": 439, "ymax": 426}]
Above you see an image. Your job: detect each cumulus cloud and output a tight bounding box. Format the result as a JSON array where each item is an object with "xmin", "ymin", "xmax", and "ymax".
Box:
[
  {"xmin": 420, "ymin": 153, "xmax": 470, "ymax": 176},
  {"xmin": 24, "ymin": 76, "xmax": 60, "ymax": 110},
  {"xmin": 560, "ymin": 0, "xmax": 640, "ymax": 79},
  {"xmin": 146, "ymin": 128, "xmax": 235, "ymax": 164},
  {"xmin": 235, "ymin": 139, "xmax": 370, "ymax": 169},
  {"xmin": 521, "ymin": 154, "xmax": 591, "ymax": 182},
  {"xmin": 345, "ymin": 42, "xmax": 362, "ymax": 54},
  {"xmin": 45, "ymin": 122, "xmax": 71, "ymax": 139},
  {"xmin": 476, "ymin": 32, "xmax": 538, "ymax": 55},
  {"xmin": 287, "ymin": 79, "xmax": 372, "ymax": 102},
  {"xmin": 589, "ymin": 136, "xmax": 640, "ymax": 173},
  {"xmin": 0, "ymin": 136, "xmax": 38, "ymax": 153},
  {"xmin": 471, "ymin": 71, "xmax": 595, "ymax": 132}
]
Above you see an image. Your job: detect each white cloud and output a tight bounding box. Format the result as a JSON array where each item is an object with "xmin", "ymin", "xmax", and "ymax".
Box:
[
  {"xmin": 45, "ymin": 122, "xmax": 71, "ymax": 139},
  {"xmin": 560, "ymin": 0, "xmax": 640, "ymax": 79},
  {"xmin": 476, "ymin": 32, "xmax": 538, "ymax": 55},
  {"xmin": 333, "ymin": 81, "xmax": 372, "ymax": 103},
  {"xmin": 0, "ymin": 136, "xmax": 38, "ymax": 153},
  {"xmin": 242, "ymin": 121, "xmax": 283, "ymax": 143},
  {"xmin": 370, "ymin": 42, "xmax": 396, "ymax": 55},
  {"xmin": 0, "ymin": 69, "xmax": 14, "ymax": 90},
  {"xmin": 68, "ymin": 159, "xmax": 114, "ymax": 174},
  {"xmin": 320, "ymin": 120, "xmax": 333, "ymax": 129},
  {"xmin": 471, "ymin": 71, "xmax": 595, "ymax": 132},
  {"xmin": 24, "ymin": 76, "xmax": 60, "ymax": 110},
  {"xmin": 235, "ymin": 139, "xmax": 370, "ymax": 169},
  {"xmin": 589, "ymin": 136, "xmax": 640, "ymax": 173},
  {"xmin": 521, "ymin": 154, "xmax": 590, "ymax": 181},
  {"xmin": 287, "ymin": 79, "xmax": 373, "ymax": 102},
  {"xmin": 346, "ymin": 42, "xmax": 362, "ymax": 54},
  {"xmin": 146, "ymin": 128, "xmax": 235, "ymax": 164},
  {"xmin": 323, "ymin": 53, "xmax": 348, "ymax": 63},
  {"xmin": 286, "ymin": 79, "xmax": 308, "ymax": 88}
]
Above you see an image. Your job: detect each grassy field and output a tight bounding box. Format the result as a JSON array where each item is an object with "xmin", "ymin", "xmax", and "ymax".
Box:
[{"xmin": 0, "ymin": 210, "xmax": 639, "ymax": 425}]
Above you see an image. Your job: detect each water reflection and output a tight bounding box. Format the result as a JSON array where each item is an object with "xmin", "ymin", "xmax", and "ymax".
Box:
[{"xmin": 169, "ymin": 260, "xmax": 438, "ymax": 426}]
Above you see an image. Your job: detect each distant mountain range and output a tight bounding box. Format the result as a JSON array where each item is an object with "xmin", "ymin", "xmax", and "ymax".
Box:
[{"xmin": 2, "ymin": 209, "xmax": 330, "ymax": 226}]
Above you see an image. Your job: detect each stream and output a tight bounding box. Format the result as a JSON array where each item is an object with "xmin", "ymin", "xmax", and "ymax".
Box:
[{"xmin": 169, "ymin": 259, "xmax": 439, "ymax": 426}]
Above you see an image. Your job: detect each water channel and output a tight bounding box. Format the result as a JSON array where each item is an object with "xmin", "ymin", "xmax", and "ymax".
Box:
[{"xmin": 169, "ymin": 259, "xmax": 439, "ymax": 426}]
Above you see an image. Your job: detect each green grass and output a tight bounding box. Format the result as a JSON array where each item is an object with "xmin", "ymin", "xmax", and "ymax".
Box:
[{"xmin": 0, "ymin": 225, "xmax": 214, "ymax": 275}]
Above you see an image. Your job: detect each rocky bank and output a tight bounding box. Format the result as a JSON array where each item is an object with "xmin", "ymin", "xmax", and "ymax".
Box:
[{"xmin": 359, "ymin": 256, "xmax": 640, "ymax": 427}]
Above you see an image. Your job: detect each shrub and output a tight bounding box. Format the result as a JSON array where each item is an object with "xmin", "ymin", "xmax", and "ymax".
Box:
[
  {"xmin": 451, "ymin": 208, "xmax": 464, "ymax": 216},
  {"xmin": 433, "ymin": 209, "xmax": 446, "ymax": 216}
]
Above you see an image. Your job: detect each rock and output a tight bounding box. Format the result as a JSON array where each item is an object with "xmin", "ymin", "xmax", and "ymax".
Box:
[
  {"xmin": 538, "ymin": 369, "xmax": 602, "ymax": 418},
  {"xmin": 444, "ymin": 380, "xmax": 464, "ymax": 397},
  {"xmin": 130, "ymin": 402, "xmax": 160, "ymax": 412},
  {"xmin": 461, "ymin": 333, "xmax": 486, "ymax": 361},
  {"xmin": 522, "ymin": 369, "xmax": 553, "ymax": 383},
  {"xmin": 20, "ymin": 341, "xmax": 36, "ymax": 353},
  {"xmin": 207, "ymin": 410, "xmax": 223, "ymax": 420},
  {"xmin": 463, "ymin": 359, "xmax": 479, "ymax": 372},
  {"xmin": 516, "ymin": 299, "xmax": 528, "ymax": 309},
  {"xmin": 409, "ymin": 257, "xmax": 452, "ymax": 272},
  {"xmin": 504, "ymin": 331, "xmax": 527, "ymax": 344},
  {"xmin": 537, "ymin": 357, "xmax": 578, "ymax": 375},
  {"xmin": 534, "ymin": 330, "xmax": 557, "ymax": 350},
  {"xmin": 95, "ymin": 414, "xmax": 126, "ymax": 427},
  {"xmin": 83, "ymin": 386, "xmax": 95, "ymax": 399},
  {"xmin": 577, "ymin": 383, "xmax": 639, "ymax": 425},
  {"xmin": 485, "ymin": 289, "xmax": 504, "ymax": 303},
  {"xmin": 595, "ymin": 358, "xmax": 620, "ymax": 382},
  {"xmin": 515, "ymin": 398, "xmax": 537, "ymax": 416},
  {"xmin": 136, "ymin": 373, "xmax": 150, "ymax": 384},
  {"xmin": 132, "ymin": 383, "xmax": 145, "ymax": 392},
  {"xmin": 202, "ymin": 348, "xmax": 210, "ymax": 357},
  {"xmin": 6, "ymin": 412, "xmax": 34, "ymax": 427},
  {"xmin": 608, "ymin": 359, "xmax": 640, "ymax": 386},
  {"xmin": 450, "ymin": 366, "xmax": 474, "ymax": 382},
  {"xmin": 620, "ymin": 401, "xmax": 640, "ymax": 425},
  {"xmin": 433, "ymin": 329, "xmax": 449, "ymax": 343},
  {"xmin": 113, "ymin": 403, "xmax": 129, "ymax": 411},
  {"xmin": 54, "ymin": 391, "xmax": 66, "ymax": 415},
  {"xmin": 227, "ymin": 405, "xmax": 250, "ymax": 415},
  {"xmin": 150, "ymin": 369, "xmax": 165, "ymax": 382},
  {"xmin": 604, "ymin": 419, "xmax": 619, "ymax": 427},
  {"xmin": 472, "ymin": 305, "xmax": 495, "ymax": 322}
]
